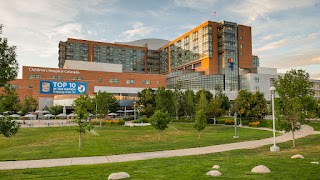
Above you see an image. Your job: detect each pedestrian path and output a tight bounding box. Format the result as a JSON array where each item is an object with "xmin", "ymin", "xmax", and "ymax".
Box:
[{"xmin": 0, "ymin": 125, "xmax": 319, "ymax": 170}]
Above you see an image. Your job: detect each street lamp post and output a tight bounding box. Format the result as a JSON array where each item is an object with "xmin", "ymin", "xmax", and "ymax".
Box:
[
  {"xmin": 270, "ymin": 86, "xmax": 280, "ymax": 152},
  {"xmin": 133, "ymin": 102, "xmax": 136, "ymax": 122}
]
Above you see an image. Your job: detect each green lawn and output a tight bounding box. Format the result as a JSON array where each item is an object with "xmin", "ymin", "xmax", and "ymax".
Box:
[
  {"xmin": 309, "ymin": 121, "xmax": 320, "ymax": 131},
  {"xmin": 0, "ymin": 135, "xmax": 319, "ymax": 179},
  {"xmin": 0, "ymin": 124, "xmax": 273, "ymax": 161}
]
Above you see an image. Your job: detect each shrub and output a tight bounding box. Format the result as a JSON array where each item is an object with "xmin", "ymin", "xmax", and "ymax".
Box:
[
  {"xmin": 123, "ymin": 117, "xmax": 134, "ymax": 121},
  {"xmin": 249, "ymin": 121, "xmax": 260, "ymax": 127},
  {"xmin": 91, "ymin": 119, "xmax": 125, "ymax": 126},
  {"xmin": 225, "ymin": 120, "xmax": 234, "ymax": 125},
  {"xmin": 141, "ymin": 117, "xmax": 149, "ymax": 123}
]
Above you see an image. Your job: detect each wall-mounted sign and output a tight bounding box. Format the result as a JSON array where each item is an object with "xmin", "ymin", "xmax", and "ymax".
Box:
[
  {"xmin": 29, "ymin": 67, "xmax": 80, "ymax": 74},
  {"xmin": 40, "ymin": 81, "xmax": 87, "ymax": 94}
]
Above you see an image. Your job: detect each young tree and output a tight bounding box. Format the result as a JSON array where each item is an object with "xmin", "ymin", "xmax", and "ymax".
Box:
[
  {"xmin": 194, "ymin": 110, "xmax": 207, "ymax": 139},
  {"xmin": 149, "ymin": 110, "xmax": 170, "ymax": 142},
  {"xmin": 214, "ymin": 85, "xmax": 230, "ymax": 113},
  {"xmin": 94, "ymin": 91, "xmax": 119, "ymax": 121},
  {"xmin": 275, "ymin": 69, "xmax": 315, "ymax": 147},
  {"xmin": 183, "ymin": 89, "xmax": 195, "ymax": 118},
  {"xmin": 0, "ymin": 25, "xmax": 19, "ymax": 87},
  {"xmin": 73, "ymin": 95, "xmax": 93, "ymax": 150},
  {"xmin": 233, "ymin": 89, "xmax": 253, "ymax": 120},
  {"xmin": 252, "ymin": 91, "xmax": 268, "ymax": 120}
]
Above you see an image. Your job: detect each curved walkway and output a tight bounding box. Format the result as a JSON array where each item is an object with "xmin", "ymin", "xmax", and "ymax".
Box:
[{"xmin": 0, "ymin": 125, "xmax": 319, "ymax": 170}]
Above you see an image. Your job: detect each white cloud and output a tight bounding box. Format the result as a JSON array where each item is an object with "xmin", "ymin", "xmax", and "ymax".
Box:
[
  {"xmin": 254, "ymin": 38, "xmax": 289, "ymax": 53},
  {"xmin": 120, "ymin": 22, "xmax": 157, "ymax": 41}
]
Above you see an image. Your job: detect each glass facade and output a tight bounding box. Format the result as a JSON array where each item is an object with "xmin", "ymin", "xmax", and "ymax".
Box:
[
  {"xmin": 147, "ymin": 50, "xmax": 160, "ymax": 74},
  {"xmin": 169, "ymin": 25, "xmax": 212, "ymax": 70},
  {"xmin": 218, "ymin": 21, "xmax": 239, "ymax": 91},
  {"xmin": 159, "ymin": 47, "xmax": 169, "ymax": 74},
  {"xmin": 66, "ymin": 42, "xmax": 88, "ymax": 61},
  {"xmin": 252, "ymin": 56, "xmax": 260, "ymax": 67},
  {"xmin": 93, "ymin": 45, "xmax": 145, "ymax": 73}
]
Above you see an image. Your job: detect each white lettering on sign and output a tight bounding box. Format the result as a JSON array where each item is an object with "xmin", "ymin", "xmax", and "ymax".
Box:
[{"xmin": 28, "ymin": 67, "xmax": 80, "ymax": 74}]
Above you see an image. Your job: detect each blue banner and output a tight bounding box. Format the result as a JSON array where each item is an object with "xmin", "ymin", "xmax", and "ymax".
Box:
[{"xmin": 40, "ymin": 81, "xmax": 88, "ymax": 94}]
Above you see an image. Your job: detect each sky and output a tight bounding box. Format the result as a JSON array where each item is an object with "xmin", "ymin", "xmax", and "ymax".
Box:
[{"xmin": 1, "ymin": 0, "xmax": 319, "ymax": 79}]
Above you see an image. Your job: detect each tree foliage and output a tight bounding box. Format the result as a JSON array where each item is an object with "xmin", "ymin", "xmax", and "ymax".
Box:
[
  {"xmin": 0, "ymin": 117, "xmax": 20, "ymax": 137},
  {"xmin": 196, "ymin": 90, "xmax": 209, "ymax": 114},
  {"xmin": 194, "ymin": 110, "xmax": 207, "ymax": 139},
  {"xmin": 196, "ymin": 89, "xmax": 213, "ymax": 103},
  {"xmin": 138, "ymin": 88, "xmax": 156, "ymax": 117},
  {"xmin": 155, "ymin": 87, "xmax": 174, "ymax": 115},
  {"xmin": 172, "ymin": 83, "xmax": 183, "ymax": 120},
  {"xmin": 95, "ymin": 91, "xmax": 119, "ymax": 118},
  {"xmin": 149, "ymin": 110, "xmax": 170, "ymax": 142},
  {"xmin": 183, "ymin": 89, "xmax": 196, "ymax": 118},
  {"xmin": 275, "ymin": 69, "xmax": 315, "ymax": 147},
  {"xmin": 20, "ymin": 97, "xmax": 38, "ymax": 115},
  {"xmin": 0, "ymin": 85, "xmax": 20, "ymax": 114},
  {"xmin": 0, "ymin": 24, "xmax": 19, "ymax": 87},
  {"xmin": 49, "ymin": 105, "xmax": 63, "ymax": 116}
]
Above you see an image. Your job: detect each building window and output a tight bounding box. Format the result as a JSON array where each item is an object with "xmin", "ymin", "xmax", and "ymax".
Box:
[
  {"xmin": 240, "ymin": 36, "xmax": 243, "ymax": 40},
  {"xmin": 240, "ymin": 44, "xmax": 243, "ymax": 49},
  {"xmin": 270, "ymin": 78, "xmax": 276, "ymax": 86},
  {"xmin": 241, "ymin": 77, "xmax": 247, "ymax": 83},
  {"xmin": 126, "ymin": 80, "xmax": 135, "ymax": 84},
  {"xmin": 29, "ymin": 74, "xmax": 41, "ymax": 79},
  {"xmin": 239, "ymin": 28, "xmax": 243, "ymax": 32},
  {"xmin": 142, "ymin": 80, "xmax": 151, "ymax": 85},
  {"xmin": 240, "ymin": 52, "xmax": 243, "ymax": 56},
  {"xmin": 72, "ymin": 76, "xmax": 83, "ymax": 80},
  {"xmin": 255, "ymin": 86, "xmax": 260, "ymax": 91},
  {"xmin": 10, "ymin": 84, "xmax": 19, "ymax": 89},
  {"xmin": 98, "ymin": 78, "xmax": 103, "ymax": 83},
  {"xmin": 254, "ymin": 77, "xmax": 259, "ymax": 83},
  {"xmin": 156, "ymin": 81, "xmax": 160, "ymax": 85},
  {"xmin": 29, "ymin": 85, "xmax": 33, "ymax": 88},
  {"xmin": 51, "ymin": 76, "xmax": 63, "ymax": 80},
  {"xmin": 109, "ymin": 78, "xmax": 119, "ymax": 84}
]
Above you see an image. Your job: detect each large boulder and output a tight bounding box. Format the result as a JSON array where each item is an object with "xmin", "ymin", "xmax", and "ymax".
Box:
[
  {"xmin": 108, "ymin": 172, "xmax": 130, "ymax": 180},
  {"xmin": 291, "ymin": 154, "xmax": 304, "ymax": 159},
  {"xmin": 251, "ymin": 165, "xmax": 271, "ymax": 173},
  {"xmin": 206, "ymin": 170, "xmax": 222, "ymax": 176},
  {"xmin": 212, "ymin": 165, "xmax": 220, "ymax": 169}
]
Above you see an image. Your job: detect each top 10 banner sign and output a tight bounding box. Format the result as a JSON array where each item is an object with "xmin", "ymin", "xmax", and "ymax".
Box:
[{"xmin": 40, "ymin": 81, "xmax": 87, "ymax": 94}]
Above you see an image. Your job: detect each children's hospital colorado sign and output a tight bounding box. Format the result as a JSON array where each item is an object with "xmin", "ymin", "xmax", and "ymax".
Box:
[
  {"xmin": 29, "ymin": 67, "xmax": 80, "ymax": 74},
  {"xmin": 40, "ymin": 81, "xmax": 87, "ymax": 94}
]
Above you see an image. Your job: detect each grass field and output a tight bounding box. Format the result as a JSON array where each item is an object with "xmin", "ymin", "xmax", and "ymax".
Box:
[
  {"xmin": 0, "ymin": 134, "xmax": 319, "ymax": 179},
  {"xmin": 0, "ymin": 124, "xmax": 274, "ymax": 161},
  {"xmin": 309, "ymin": 120, "xmax": 320, "ymax": 131}
]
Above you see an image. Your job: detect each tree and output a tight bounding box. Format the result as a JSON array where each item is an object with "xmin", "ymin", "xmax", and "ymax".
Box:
[
  {"xmin": 183, "ymin": 89, "xmax": 195, "ymax": 118},
  {"xmin": 196, "ymin": 89, "xmax": 213, "ymax": 103},
  {"xmin": 95, "ymin": 91, "xmax": 119, "ymax": 117},
  {"xmin": 275, "ymin": 69, "xmax": 315, "ymax": 147},
  {"xmin": 209, "ymin": 98, "xmax": 223, "ymax": 124},
  {"xmin": 194, "ymin": 110, "xmax": 207, "ymax": 139},
  {"xmin": 214, "ymin": 85, "xmax": 230, "ymax": 113},
  {"xmin": 196, "ymin": 90, "xmax": 209, "ymax": 114},
  {"xmin": 0, "ymin": 85, "xmax": 20, "ymax": 114},
  {"xmin": 252, "ymin": 91, "xmax": 268, "ymax": 120},
  {"xmin": 138, "ymin": 88, "xmax": 156, "ymax": 117},
  {"xmin": 0, "ymin": 117, "xmax": 20, "ymax": 137},
  {"xmin": 0, "ymin": 25, "xmax": 19, "ymax": 87},
  {"xmin": 172, "ymin": 83, "xmax": 183, "ymax": 120},
  {"xmin": 73, "ymin": 95, "xmax": 93, "ymax": 149},
  {"xmin": 48, "ymin": 105, "xmax": 63, "ymax": 117},
  {"xmin": 155, "ymin": 87, "xmax": 174, "ymax": 115},
  {"xmin": 149, "ymin": 110, "xmax": 170, "ymax": 142},
  {"xmin": 20, "ymin": 97, "xmax": 38, "ymax": 115},
  {"xmin": 233, "ymin": 89, "xmax": 253, "ymax": 120}
]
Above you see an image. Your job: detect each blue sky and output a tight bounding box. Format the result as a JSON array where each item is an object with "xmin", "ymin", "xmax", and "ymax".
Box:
[{"xmin": 1, "ymin": 0, "xmax": 319, "ymax": 79}]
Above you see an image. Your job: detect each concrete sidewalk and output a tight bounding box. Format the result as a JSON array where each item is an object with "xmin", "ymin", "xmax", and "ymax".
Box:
[{"xmin": 0, "ymin": 125, "xmax": 319, "ymax": 170}]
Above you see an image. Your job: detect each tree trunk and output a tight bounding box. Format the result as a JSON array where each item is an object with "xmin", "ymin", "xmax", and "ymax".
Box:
[
  {"xmin": 214, "ymin": 117, "xmax": 216, "ymax": 125},
  {"xmin": 198, "ymin": 131, "xmax": 200, "ymax": 139},
  {"xmin": 291, "ymin": 122, "xmax": 296, "ymax": 148},
  {"xmin": 158, "ymin": 130, "xmax": 161, "ymax": 142},
  {"xmin": 79, "ymin": 132, "xmax": 81, "ymax": 150},
  {"xmin": 176, "ymin": 109, "xmax": 178, "ymax": 120}
]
